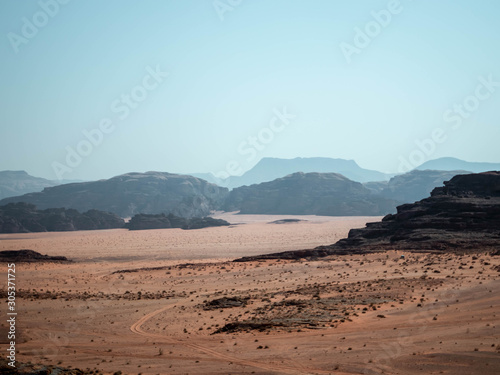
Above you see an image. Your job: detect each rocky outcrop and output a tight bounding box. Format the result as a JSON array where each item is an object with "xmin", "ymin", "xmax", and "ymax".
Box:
[
  {"xmin": 224, "ymin": 172, "xmax": 397, "ymax": 216},
  {"xmin": 0, "ymin": 249, "xmax": 68, "ymax": 262},
  {"xmin": 0, "ymin": 202, "xmax": 124, "ymax": 233},
  {"xmin": 330, "ymin": 171, "xmax": 500, "ymax": 251},
  {"xmin": 235, "ymin": 172, "xmax": 500, "ymax": 260},
  {"xmin": 124, "ymin": 213, "xmax": 230, "ymax": 230},
  {"xmin": 0, "ymin": 172, "xmax": 228, "ymax": 218}
]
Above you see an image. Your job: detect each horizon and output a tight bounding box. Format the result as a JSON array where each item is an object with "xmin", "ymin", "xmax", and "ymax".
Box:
[
  {"xmin": 2, "ymin": 155, "xmax": 500, "ymax": 184},
  {"xmin": 1, "ymin": 0, "xmax": 500, "ymax": 181}
]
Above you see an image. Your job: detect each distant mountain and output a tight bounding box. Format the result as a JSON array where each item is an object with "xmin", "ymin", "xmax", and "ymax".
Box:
[
  {"xmin": 0, "ymin": 172, "xmax": 229, "ymax": 218},
  {"xmin": 416, "ymin": 157, "xmax": 500, "ymax": 173},
  {"xmin": 0, "ymin": 170, "xmax": 81, "ymax": 200},
  {"xmin": 194, "ymin": 157, "xmax": 392, "ymax": 189},
  {"xmin": 0, "ymin": 202, "xmax": 124, "ymax": 233},
  {"xmin": 0, "ymin": 170, "xmax": 57, "ymax": 200},
  {"xmin": 378, "ymin": 169, "xmax": 471, "ymax": 203},
  {"xmin": 224, "ymin": 172, "xmax": 397, "ymax": 216}
]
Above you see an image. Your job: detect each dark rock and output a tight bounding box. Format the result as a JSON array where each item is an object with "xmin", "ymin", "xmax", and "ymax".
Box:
[
  {"xmin": 213, "ymin": 321, "xmax": 284, "ymax": 334},
  {"xmin": 124, "ymin": 213, "xmax": 229, "ymax": 230},
  {"xmin": 0, "ymin": 249, "xmax": 68, "ymax": 262},
  {"xmin": 324, "ymin": 171, "xmax": 500, "ymax": 252},
  {"xmin": 268, "ymin": 219, "xmax": 305, "ymax": 224},
  {"xmin": 0, "ymin": 202, "xmax": 124, "ymax": 233},
  {"xmin": 184, "ymin": 216, "xmax": 230, "ymax": 230},
  {"xmin": 234, "ymin": 247, "xmax": 354, "ymax": 262},
  {"xmin": 124, "ymin": 213, "xmax": 174, "ymax": 230},
  {"xmin": 204, "ymin": 296, "xmax": 248, "ymax": 310}
]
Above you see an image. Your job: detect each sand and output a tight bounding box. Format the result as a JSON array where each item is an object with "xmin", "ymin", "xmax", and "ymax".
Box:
[{"xmin": 0, "ymin": 214, "xmax": 499, "ymax": 374}]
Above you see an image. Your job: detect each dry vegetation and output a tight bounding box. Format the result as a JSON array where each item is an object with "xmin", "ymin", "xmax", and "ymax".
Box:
[{"xmin": 0, "ymin": 215, "xmax": 499, "ymax": 374}]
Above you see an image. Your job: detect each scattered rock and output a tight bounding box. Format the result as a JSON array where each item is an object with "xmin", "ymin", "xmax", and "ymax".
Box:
[
  {"xmin": 124, "ymin": 213, "xmax": 229, "ymax": 230},
  {"xmin": 204, "ymin": 296, "xmax": 248, "ymax": 310}
]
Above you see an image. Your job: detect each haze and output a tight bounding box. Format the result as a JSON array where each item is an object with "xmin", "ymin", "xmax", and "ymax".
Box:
[{"xmin": 1, "ymin": 0, "xmax": 499, "ymax": 181}]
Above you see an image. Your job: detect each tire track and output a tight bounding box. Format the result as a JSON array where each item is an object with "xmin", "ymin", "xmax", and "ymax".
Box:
[{"xmin": 129, "ymin": 303, "xmax": 337, "ymax": 374}]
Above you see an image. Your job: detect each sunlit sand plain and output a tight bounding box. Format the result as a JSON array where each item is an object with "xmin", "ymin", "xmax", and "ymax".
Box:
[{"xmin": 1, "ymin": 214, "xmax": 499, "ymax": 374}]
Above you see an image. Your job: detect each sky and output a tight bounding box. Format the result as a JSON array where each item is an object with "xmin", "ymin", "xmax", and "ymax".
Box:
[{"xmin": 1, "ymin": 0, "xmax": 499, "ymax": 181}]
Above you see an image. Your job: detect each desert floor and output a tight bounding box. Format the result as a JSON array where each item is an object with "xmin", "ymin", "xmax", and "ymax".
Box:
[{"xmin": 0, "ymin": 214, "xmax": 499, "ymax": 374}]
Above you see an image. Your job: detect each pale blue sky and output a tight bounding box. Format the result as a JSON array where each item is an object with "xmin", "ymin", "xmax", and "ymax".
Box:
[{"xmin": 1, "ymin": 0, "xmax": 499, "ymax": 180}]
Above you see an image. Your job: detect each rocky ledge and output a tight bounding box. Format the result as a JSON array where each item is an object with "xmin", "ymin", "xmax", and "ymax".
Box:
[
  {"xmin": 0, "ymin": 202, "xmax": 124, "ymax": 233},
  {"xmin": 0, "ymin": 250, "xmax": 69, "ymax": 263},
  {"xmin": 235, "ymin": 172, "xmax": 500, "ymax": 261}
]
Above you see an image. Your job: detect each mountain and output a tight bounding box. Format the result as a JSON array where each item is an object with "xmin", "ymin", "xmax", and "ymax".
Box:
[
  {"xmin": 0, "ymin": 202, "xmax": 124, "ymax": 233},
  {"xmin": 416, "ymin": 157, "xmax": 500, "ymax": 173},
  {"xmin": 378, "ymin": 169, "xmax": 471, "ymax": 203},
  {"xmin": 0, "ymin": 170, "xmax": 81, "ymax": 200},
  {"xmin": 0, "ymin": 170, "xmax": 58, "ymax": 200},
  {"xmin": 194, "ymin": 157, "xmax": 392, "ymax": 189},
  {"xmin": 0, "ymin": 172, "xmax": 229, "ymax": 218},
  {"xmin": 224, "ymin": 172, "xmax": 397, "ymax": 216}
]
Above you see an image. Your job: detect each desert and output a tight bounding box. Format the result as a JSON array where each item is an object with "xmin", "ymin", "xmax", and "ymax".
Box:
[
  {"xmin": 0, "ymin": 213, "xmax": 499, "ymax": 374},
  {"xmin": 2, "ymin": 2, "xmax": 500, "ymax": 373}
]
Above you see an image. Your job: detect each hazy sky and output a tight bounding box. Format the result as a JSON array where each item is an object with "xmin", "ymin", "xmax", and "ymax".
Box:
[{"xmin": 1, "ymin": 0, "xmax": 499, "ymax": 180}]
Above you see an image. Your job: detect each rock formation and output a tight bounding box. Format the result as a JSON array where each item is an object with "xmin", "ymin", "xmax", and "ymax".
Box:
[
  {"xmin": 124, "ymin": 213, "xmax": 230, "ymax": 230},
  {"xmin": 0, "ymin": 172, "xmax": 228, "ymax": 218},
  {"xmin": 224, "ymin": 172, "xmax": 396, "ymax": 216},
  {"xmin": 331, "ymin": 171, "xmax": 500, "ymax": 251},
  {"xmin": 0, "ymin": 249, "xmax": 69, "ymax": 262},
  {"xmin": 0, "ymin": 202, "xmax": 124, "ymax": 233}
]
